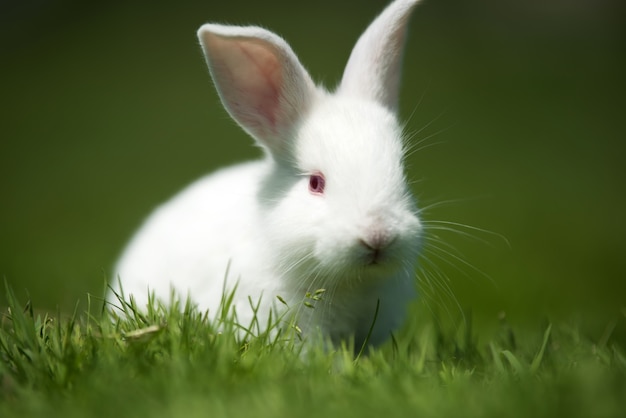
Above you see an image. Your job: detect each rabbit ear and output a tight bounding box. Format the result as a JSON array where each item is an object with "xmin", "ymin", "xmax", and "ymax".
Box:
[
  {"xmin": 338, "ymin": 0, "xmax": 420, "ymax": 112},
  {"xmin": 198, "ymin": 24, "xmax": 317, "ymax": 156}
]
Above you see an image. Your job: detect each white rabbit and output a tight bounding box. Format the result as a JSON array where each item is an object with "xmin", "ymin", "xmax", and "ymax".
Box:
[{"xmin": 108, "ymin": 0, "xmax": 423, "ymax": 347}]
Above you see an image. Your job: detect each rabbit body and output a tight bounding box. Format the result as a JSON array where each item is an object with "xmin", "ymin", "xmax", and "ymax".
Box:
[{"xmin": 109, "ymin": 0, "xmax": 423, "ymax": 347}]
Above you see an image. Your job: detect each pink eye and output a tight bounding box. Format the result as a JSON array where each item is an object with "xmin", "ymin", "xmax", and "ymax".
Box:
[{"xmin": 308, "ymin": 173, "xmax": 325, "ymax": 195}]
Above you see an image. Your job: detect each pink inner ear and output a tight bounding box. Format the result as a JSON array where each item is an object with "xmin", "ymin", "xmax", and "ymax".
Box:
[
  {"xmin": 200, "ymin": 25, "xmax": 316, "ymax": 155},
  {"xmin": 208, "ymin": 35, "xmax": 285, "ymax": 139},
  {"xmin": 233, "ymin": 40, "xmax": 282, "ymax": 132}
]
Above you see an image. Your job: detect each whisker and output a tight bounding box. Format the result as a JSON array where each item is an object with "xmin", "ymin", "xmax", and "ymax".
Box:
[
  {"xmin": 406, "ymin": 107, "xmax": 449, "ymax": 140},
  {"xmin": 424, "ymin": 234, "xmax": 466, "ymax": 256},
  {"xmin": 405, "ymin": 139, "xmax": 447, "ymax": 160},
  {"xmin": 423, "ymin": 244, "xmax": 496, "ymax": 287},
  {"xmin": 416, "ymin": 264, "xmax": 465, "ymax": 326},
  {"xmin": 417, "ymin": 198, "xmax": 475, "ymax": 215},
  {"xmin": 403, "ymin": 79, "xmax": 432, "ymax": 127},
  {"xmin": 423, "ymin": 220, "xmax": 510, "ymax": 248}
]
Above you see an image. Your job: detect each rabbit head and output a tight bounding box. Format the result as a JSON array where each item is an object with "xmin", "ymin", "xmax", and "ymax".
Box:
[{"xmin": 197, "ymin": 0, "xmax": 422, "ymax": 294}]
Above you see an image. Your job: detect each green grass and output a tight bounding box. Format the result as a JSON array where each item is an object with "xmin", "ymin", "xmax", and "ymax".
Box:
[
  {"xmin": 1, "ymin": 284, "xmax": 625, "ymax": 418},
  {"xmin": 1, "ymin": 2, "xmax": 624, "ymax": 416}
]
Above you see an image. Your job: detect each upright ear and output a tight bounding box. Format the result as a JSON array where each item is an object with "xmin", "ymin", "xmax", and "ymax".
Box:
[
  {"xmin": 338, "ymin": 0, "xmax": 420, "ymax": 113},
  {"xmin": 198, "ymin": 24, "xmax": 317, "ymax": 156}
]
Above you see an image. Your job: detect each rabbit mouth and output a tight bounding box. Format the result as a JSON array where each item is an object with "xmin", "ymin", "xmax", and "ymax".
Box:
[
  {"xmin": 359, "ymin": 248, "xmax": 400, "ymax": 271},
  {"xmin": 363, "ymin": 248, "xmax": 385, "ymax": 266},
  {"xmin": 356, "ymin": 239, "xmax": 419, "ymax": 272},
  {"xmin": 358, "ymin": 235, "xmax": 397, "ymax": 267}
]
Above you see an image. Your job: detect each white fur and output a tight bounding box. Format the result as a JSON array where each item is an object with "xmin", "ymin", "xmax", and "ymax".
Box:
[{"xmin": 109, "ymin": 0, "xmax": 423, "ymax": 347}]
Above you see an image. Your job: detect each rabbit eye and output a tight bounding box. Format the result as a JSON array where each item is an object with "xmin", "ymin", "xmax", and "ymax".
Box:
[{"xmin": 308, "ymin": 173, "xmax": 325, "ymax": 195}]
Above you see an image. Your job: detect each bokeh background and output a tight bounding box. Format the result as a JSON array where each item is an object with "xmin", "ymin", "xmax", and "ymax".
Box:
[{"xmin": 1, "ymin": 0, "xmax": 624, "ymax": 338}]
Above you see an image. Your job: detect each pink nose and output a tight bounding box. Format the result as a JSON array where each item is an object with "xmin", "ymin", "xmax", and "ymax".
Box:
[
  {"xmin": 359, "ymin": 230, "xmax": 395, "ymax": 264},
  {"xmin": 360, "ymin": 229, "xmax": 393, "ymax": 250}
]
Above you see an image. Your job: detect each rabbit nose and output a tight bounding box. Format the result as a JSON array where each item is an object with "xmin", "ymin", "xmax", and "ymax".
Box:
[
  {"xmin": 359, "ymin": 231, "xmax": 392, "ymax": 250},
  {"xmin": 359, "ymin": 229, "xmax": 395, "ymax": 264}
]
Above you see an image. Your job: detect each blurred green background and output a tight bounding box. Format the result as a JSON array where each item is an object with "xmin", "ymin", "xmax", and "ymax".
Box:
[{"xmin": 1, "ymin": 0, "xmax": 624, "ymax": 337}]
